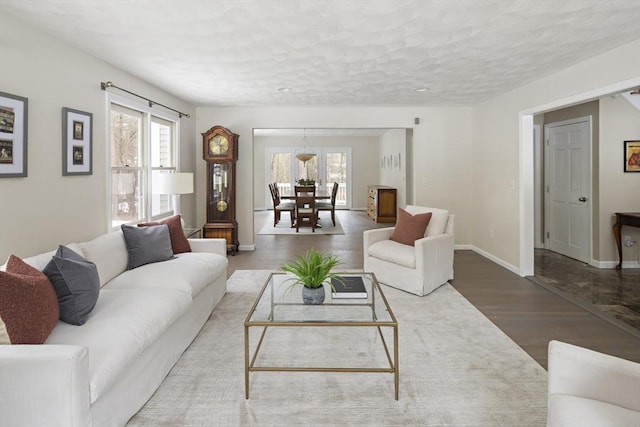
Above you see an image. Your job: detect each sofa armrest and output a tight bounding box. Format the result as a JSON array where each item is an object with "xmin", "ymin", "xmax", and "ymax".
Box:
[
  {"xmin": 188, "ymin": 238, "xmax": 227, "ymax": 257},
  {"xmin": 548, "ymin": 340, "xmax": 640, "ymax": 412},
  {"xmin": 414, "ymin": 233, "xmax": 455, "ymax": 277},
  {"xmin": 0, "ymin": 345, "xmax": 91, "ymax": 427},
  {"xmin": 363, "ymin": 227, "xmax": 394, "ymax": 251}
]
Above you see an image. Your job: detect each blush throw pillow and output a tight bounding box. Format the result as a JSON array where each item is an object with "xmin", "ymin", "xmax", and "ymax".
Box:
[
  {"xmin": 390, "ymin": 208, "xmax": 433, "ymax": 246},
  {"xmin": 0, "ymin": 255, "xmax": 59, "ymax": 344},
  {"xmin": 43, "ymin": 246, "xmax": 100, "ymax": 326},
  {"xmin": 138, "ymin": 214, "xmax": 191, "ymax": 254},
  {"xmin": 122, "ymin": 224, "xmax": 174, "ymax": 270}
]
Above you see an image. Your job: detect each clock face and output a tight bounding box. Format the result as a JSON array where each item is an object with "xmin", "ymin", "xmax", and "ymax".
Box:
[{"xmin": 209, "ymin": 134, "xmax": 229, "ymax": 156}]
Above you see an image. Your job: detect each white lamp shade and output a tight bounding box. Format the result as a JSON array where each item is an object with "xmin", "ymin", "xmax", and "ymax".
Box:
[{"xmin": 156, "ymin": 172, "xmax": 194, "ymax": 195}]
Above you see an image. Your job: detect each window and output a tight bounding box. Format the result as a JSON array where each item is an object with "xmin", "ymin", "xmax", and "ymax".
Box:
[
  {"xmin": 109, "ymin": 101, "xmax": 178, "ymax": 229},
  {"xmin": 266, "ymin": 147, "xmax": 351, "ymax": 208}
]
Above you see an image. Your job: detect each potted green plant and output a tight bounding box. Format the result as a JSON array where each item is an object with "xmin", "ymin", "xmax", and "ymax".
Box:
[
  {"xmin": 296, "ymin": 178, "xmax": 315, "ymax": 186},
  {"xmin": 280, "ymin": 247, "xmax": 341, "ymax": 304}
]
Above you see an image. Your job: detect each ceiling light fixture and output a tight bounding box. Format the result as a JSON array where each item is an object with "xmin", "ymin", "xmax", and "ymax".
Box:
[
  {"xmin": 295, "ymin": 129, "xmax": 316, "ymax": 164},
  {"xmin": 278, "ymin": 87, "xmax": 292, "ymax": 92},
  {"xmin": 414, "ymin": 87, "xmax": 429, "ymax": 92}
]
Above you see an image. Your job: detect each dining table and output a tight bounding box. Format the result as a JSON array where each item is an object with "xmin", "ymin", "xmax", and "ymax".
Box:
[
  {"xmin": 279, "ymin": 189, "xmax": 330, "ymax": 228},
  {"xmin": 279, "ymin": 192, "xmax": 330, "ymax": 200}
]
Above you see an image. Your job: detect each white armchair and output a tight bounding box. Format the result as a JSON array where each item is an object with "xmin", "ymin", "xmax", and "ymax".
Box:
[
  {"xmin": 363, "ymin": 205, "xmax": 454, "ymax": 296},
  {"xmin": 547, "ymin": 340, "xmax": 640, "ymax": 427}
]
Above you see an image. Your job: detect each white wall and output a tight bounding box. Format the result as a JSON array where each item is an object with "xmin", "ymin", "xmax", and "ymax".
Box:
[
  {"xmin": 473, "ymin": 39, "xmax": 640, "ymax": 273},
  {"xmin": 195, "ymin": 107, "xmax": 473, "ymax": 250},
  {"xmin": 0, "ymin": 12, "xmax": 196, "ymax": 262},
  {"xmin": 599, "ymin": 95, "xmax": 640, "ymax": 265},
  {"xmin": 379, "ymin": 129, "xmax": 407, "ymax": 208}
]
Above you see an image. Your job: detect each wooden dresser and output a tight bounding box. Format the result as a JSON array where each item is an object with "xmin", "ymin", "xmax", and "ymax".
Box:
[{"xmin": 367, "ymin": 185, "xmax": 397, "ymax": 223}]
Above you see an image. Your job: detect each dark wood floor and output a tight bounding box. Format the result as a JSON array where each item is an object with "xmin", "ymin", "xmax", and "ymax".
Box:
[{"xmin": 227, "ymin": 210, "xmax": 640, "ymax": 369}]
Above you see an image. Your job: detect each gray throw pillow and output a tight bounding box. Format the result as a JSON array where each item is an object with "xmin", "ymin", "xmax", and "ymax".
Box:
[
  {"xmin": 43, "ymin": 245, "xmax": 100, "ymax": 326},
  {"xmin": 121, "ymin": 224, "xmax": 174, "ymax": 270}
]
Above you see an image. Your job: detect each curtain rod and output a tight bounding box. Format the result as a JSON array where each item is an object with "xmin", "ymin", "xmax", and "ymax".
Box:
[{"xmin": 100, "ymin": 81, "xmax": 190, "ymax": 118}]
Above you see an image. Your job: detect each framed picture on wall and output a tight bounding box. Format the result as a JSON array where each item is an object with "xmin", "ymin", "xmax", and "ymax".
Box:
[
  {"xmin": 624, "ymin": 140, "xmax": 640, "ymax": 173},
  {"xmin": 0, "ymin": 91, "xmax": 28, "ymax": 178},
  {"xmin": 62, "ymin": 107, "xmax": 92, "ymax": 175}
]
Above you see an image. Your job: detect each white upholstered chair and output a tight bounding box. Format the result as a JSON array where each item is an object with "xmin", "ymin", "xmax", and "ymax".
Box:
[
  {"xmin": 363, "ymin": 205, "xmax": 454, "ymax": 296},
  {"xmin": 547, "ymin": 340, "xmax": 640, "ymax": 427}
]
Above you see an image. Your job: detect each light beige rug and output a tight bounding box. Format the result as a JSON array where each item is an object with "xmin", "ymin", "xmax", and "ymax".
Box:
[{"xmin": 128, "ymin": 270, "xmax": 547, "ymax": 426}]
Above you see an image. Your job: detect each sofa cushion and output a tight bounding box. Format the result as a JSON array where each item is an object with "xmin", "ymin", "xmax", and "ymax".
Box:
[
  {"xmin": 390, "ymin": 208, "xmax": 432, "ymax": 246},
  {"xmin": 43, "ymin": 246, "xmax": 100, "ymax": 326},
  {"xmin": 0, "ymin": 255, "xmax": 59, "ymax": 344},
  {"xmin": 548, "ymin": 394, "xmax": 640, "ymax": 427},
  {"xmin": 404, "ymin": 205, "xmax": 449, "ymax": 236},
  {"xmin": 121, "ymin": 224, "xmax": 174, "ymax": 270},
  {"xmin": 104, "ymin": 252, "xmax": 226, "ymax": 297},
  {"xmin": 0, "ymin": 243, "xmax": 84, "ymax": 272},
  {"xmin": 45, "ymin": 287, "xmax": 192, "ymax": 403},
  {"xmin": 79, "ymin": 231, "xmax": 128, "ymax": 287},
  {"xmin": 138, "ymin": 215, "xmax": 191, "ymax": 254},
  {"xmin": 367, "ymin": 240, "xmax": 416, "ymax": 269}
]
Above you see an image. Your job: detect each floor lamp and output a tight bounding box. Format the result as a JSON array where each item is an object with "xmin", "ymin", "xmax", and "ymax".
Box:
[{"xmin": 156, "ymin": 172, "xmax": 194, "ymax": 224}]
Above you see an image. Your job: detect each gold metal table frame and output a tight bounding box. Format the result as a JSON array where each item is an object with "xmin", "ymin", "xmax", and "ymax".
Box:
[{"xmin": 244, "ymin": 272, "xmax": 399, "ymax": 400}]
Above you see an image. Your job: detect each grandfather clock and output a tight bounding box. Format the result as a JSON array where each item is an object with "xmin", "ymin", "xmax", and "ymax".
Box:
[{"xmin": 202, "ymin": 125, "xmax": 239, "ymax": 254}]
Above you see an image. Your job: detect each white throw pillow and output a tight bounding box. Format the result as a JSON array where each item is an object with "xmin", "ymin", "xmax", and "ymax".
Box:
[
  {"xmin": 79, "ymin": 231, "xmax": 128, "ymax": 287},
  {"xmin": 404, "ymin": 205, "xmax": 449, "ymax": 236}
]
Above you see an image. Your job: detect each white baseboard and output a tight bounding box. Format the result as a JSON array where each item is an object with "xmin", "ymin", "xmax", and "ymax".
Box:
[
  {"xmin": 591, "ymin": 259, "xmax": 640, "ymax": 269},
  {"xmin": 470, "ymin": 246, "xmax": 521, "ymax": 276},
  {"xmin": 238, "ymin": 244, "xmax": 256, "ymax": 252},
  {"xmin": 454, "ymin": 244, "xmax": 473, "ymax": 250}
]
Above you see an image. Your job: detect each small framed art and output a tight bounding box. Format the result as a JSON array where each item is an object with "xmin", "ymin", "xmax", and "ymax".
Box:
[
  {"xmin": 624, "ymin": 140, "xmax": 640, "ymax": 173},
  {"xmin": 0, "ymin": 91, "xmax": 28, "ymax": 178},
  {"xmin": 62, "ymin": 107, "xmax": 92, "ymax": 175}
]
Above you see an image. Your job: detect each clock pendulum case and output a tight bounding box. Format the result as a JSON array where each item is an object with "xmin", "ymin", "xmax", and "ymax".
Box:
[{"xmin": 202, "ymin": 125, "xmax": 239, "ymax": 254}]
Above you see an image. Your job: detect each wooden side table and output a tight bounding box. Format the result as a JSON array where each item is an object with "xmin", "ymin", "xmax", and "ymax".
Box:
[
  {"xmin": 184, "ymin": 227, "xmax": 202, "ymax": 239},
  {"xmin": 612, "ymin": 212, "xmax": 640, "ymax": 269}
]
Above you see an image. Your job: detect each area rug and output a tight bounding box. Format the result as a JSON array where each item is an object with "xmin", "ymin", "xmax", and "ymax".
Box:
[
  {"xmin": 258, "ymin": 215, "xmax": 344, "ymax": 235},
  {"xmin": 128, "ymin": 270, "xmax": 547, "ymax": 427}
]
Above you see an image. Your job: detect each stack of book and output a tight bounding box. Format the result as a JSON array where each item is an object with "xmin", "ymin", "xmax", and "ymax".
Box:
[{"xmin": 331, "ymin": 276, "xmax": 368, "ymax": 299}]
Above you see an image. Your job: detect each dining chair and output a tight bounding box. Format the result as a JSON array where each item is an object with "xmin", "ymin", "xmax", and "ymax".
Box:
[
  {"xmin": 316, "ymin": 182, "xmax": 339, "ymax": 226},
  {"xmin": 269, "ymin": 183, "xmax": 294, "ymax": 227},
  {"xmin": 294, "ymin": 185, "xmax": 318, "ymax": 232}
]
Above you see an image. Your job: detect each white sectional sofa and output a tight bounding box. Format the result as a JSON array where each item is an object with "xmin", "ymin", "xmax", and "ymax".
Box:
[
  {"xmin": 0, "ymin": 230, "xmax": 228, "ymax": 427},
  {"xmin": 547, "ymin": 340, "xmax": 640, "ymax": 427}
]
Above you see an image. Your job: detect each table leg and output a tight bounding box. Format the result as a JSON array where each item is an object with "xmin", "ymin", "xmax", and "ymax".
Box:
[
  {"xmin": 613, "ymin": 215, "xmax": 623, "ymax": 270},
  {"xmin": 394, "ymin": 325, "xmax": 399, "ymax": 401},
  {"xmin": 244, "ymin": 325, "xmax": 250, "ymax": 399}
]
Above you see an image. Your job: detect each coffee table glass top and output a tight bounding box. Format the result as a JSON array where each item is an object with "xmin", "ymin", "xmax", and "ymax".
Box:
[{"xmin": 246, "ymin": 272, "xmax": 395, "ymax": 324}]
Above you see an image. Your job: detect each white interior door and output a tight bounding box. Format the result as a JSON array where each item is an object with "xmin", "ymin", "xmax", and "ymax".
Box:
[{"xmin": 545, "ymin": 117, "xmax": 591, "ymax": 263}]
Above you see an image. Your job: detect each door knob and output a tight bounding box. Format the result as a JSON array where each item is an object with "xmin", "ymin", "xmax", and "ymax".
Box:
[{"xmin": 578, "ymin": 197, "xmax": 587, "ymax": 202}]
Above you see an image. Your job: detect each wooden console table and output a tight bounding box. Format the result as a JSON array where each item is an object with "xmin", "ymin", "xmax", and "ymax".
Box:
[{"xmin": 613, "ymin": 212, "xmax": 640, "ymax": 269}]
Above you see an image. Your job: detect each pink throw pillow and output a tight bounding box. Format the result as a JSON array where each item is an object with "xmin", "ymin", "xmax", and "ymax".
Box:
[
  {"xmin": 390, "ymin": 208, "xmax": 432, "ymax": 246},
  {"xmin": 138, "ymin": 215, "xmax": 192, "ymax": 254},
  {"xmin": 0, "ymin": 255, "xmax": 59, "ymax": 344}
]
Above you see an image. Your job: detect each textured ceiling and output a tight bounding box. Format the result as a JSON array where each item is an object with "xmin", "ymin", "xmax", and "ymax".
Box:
[{"xmin": 2, "ymin": 0, "xmax": 639, "ymax": 107}]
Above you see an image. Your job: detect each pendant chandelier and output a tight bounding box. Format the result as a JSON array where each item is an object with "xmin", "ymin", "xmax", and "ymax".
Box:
[{"xmin": 295, "ymin": 129, "xmax": 316, "ymax": 165}]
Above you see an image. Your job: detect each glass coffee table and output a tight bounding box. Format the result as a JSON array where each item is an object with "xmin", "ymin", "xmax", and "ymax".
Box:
[{"xmin": 244, "ymin": 272, "xmax": 398, "ymax": 399}]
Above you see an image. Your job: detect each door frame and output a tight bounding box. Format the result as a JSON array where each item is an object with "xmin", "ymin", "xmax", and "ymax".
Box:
[{"xmin": 543, "ymin": 116, "xmax": 593, "ymax": 263}]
